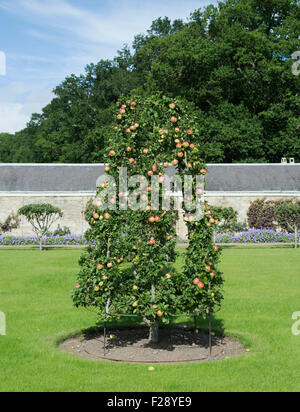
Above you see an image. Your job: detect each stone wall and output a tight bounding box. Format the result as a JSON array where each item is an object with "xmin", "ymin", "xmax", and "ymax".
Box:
[
  {"xmin": 1, "ymin": 191, "xmax": 300, "ymax": 239},
  {"xmin": 0, "ymin": 193, "xmax": 93, "ymax": 237}
]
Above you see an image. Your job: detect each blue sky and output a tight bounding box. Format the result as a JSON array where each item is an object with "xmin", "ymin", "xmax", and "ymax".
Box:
[{"xmin": 0, "ymin": 0, "xmax": 216, "ymax": 133}]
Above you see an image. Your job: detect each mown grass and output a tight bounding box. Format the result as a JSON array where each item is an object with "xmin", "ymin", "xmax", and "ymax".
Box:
[{"xmin": 0, "ymin": 246, "xmax": 299, "ymax": 392}]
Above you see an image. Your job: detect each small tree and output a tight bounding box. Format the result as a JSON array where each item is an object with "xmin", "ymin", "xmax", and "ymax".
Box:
[
  {"xmin": 0, "ymin": 213, "xmax": 20, "ymax": 234},
  {"xmin": 18, "ymin": 204, "xmax": 63, "ymax": 251},
  {"xmin": 73, "ymin": 94, "xmax": 224, "ymax": 343},
  {"xmin": 275, "ymin": 200, "xmax": 300, "ymax": 249}
]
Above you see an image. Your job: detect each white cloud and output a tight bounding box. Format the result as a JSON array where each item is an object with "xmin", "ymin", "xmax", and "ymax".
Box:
[
  {"xmin": 0, "ymin": 82, "xmax": 53, "ymax": 133},
  {"xmin": 4, "ymin": 0, "xmax": 214, "ymax": 46},
  {"xmin": 0, "ymin": 103, "xmax": 29, "ymax": 133}
]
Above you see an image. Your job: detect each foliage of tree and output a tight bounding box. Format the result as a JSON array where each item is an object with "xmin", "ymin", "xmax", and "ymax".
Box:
[
  {"xmin": 18, "ymin": 204, "xmax": 63, "ymax": 250},
  {"xmin": 72, "ymin": 95, "xmax": 224, "ymax": 342},
  {"xmin": 1, "ymin": 0, "xmax": 299, "ymax": 164},
  {"xmin": 274, "ymin": 200, "xmax": 300, "ymax": 248},
  {"xmin": 247, "ymin": 199, "xmax": 279, "ymax": 230},
  {"xmin": 211, "ymin": 206, "xmax": 247, "ymax": 233}
]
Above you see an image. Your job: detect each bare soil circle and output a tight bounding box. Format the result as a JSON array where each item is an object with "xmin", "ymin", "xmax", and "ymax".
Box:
[{"xmin": 60, "ymin": 326, "xmax": 245, "ymax": 363}]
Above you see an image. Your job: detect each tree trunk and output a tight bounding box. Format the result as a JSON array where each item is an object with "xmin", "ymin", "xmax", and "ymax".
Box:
[
  {"xmin": 295, "ymin": 225, "xmax": 298, "ymax": 249},
  {"xmin": 149, "ymin": 324, "xmax": 159, "ymax": 343},
  {"xmin": 39, "ymin": 238, "xmax": 43, "ymax": 251}
]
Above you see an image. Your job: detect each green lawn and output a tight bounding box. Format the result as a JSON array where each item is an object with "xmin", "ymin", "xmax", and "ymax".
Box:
[{"xmin": 0, "ymin": 246, "xmax": 299, "ymax": 392}]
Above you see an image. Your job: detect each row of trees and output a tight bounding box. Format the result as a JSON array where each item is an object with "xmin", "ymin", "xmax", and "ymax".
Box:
[{"xmin": 1, "ymin": 0, "xmax": 299, "ymax": 164}]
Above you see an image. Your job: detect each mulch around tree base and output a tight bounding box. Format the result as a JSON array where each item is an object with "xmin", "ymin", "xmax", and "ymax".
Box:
[{"xmin": 60, "ymin": 326, "xmax": 245, "ymax": 363}]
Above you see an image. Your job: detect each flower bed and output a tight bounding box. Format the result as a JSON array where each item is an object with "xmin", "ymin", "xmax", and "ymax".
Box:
[
  {"xmin": 1, "ymin": 229, "xmax": 299, "ymax": 246},
  {"xmin": 0, "ymin": 234, "xmax": 93, "ymax": 247},
  {"xmin": 215, "ymin": 229, "xmax": 300, "ymax": 244}
]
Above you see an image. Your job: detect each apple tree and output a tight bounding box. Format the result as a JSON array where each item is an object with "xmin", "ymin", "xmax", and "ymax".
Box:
[{"xmin": 72, "ymin": 94, "xmax": 224, "ymax": 343}]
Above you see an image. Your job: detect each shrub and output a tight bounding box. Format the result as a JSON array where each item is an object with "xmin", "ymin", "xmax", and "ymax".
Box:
[
  {"xmin": 0, "ymin": 213, "xmax": 20, "ymax": 234},
  {"xmin": 274, "ymin": 200, "xmax": 300, "ymax": 248},
  {"xmin": 211, "ymin": 206, "xmax": 247, "ymax": 234},
  {"xmin": 247, "ymin": 199, "xmax": 278, "ymax": 230},
  {"xmin": 45, "ymin": 225, "xmax": 71, "ymax": 237}
]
